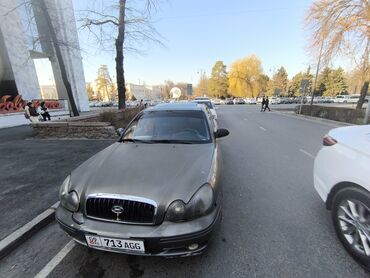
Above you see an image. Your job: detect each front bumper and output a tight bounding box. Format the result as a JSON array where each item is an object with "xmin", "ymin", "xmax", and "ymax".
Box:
[{"xmin": 56, "ymin": 204, "xmax": 221, "ymax": 257}]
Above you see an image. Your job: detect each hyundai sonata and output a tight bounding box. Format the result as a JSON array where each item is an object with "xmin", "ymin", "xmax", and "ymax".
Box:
[{"xmin": 56, "ymin": 102, "xmax": 229, "ymax": 257}]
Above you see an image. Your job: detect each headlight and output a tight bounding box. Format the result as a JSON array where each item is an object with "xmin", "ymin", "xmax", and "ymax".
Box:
[
  {"xmin": 59, "ymin": 175, "xmax": 79, "ymax": 212},
  {"xmin": 166, "ymin": 184, "xmax": 214, "ymax": 222},
  {"xmin": 165, "ymin": 200, "xmax": 186, "ymax": 222}
]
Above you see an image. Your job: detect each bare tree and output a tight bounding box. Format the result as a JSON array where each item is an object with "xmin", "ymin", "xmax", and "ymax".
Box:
[
  {"xmin": 78, "ymin": 0, "xmax": 162, "ymax": 109},
  {"xmin": 306, "ymin": 0, "xmax": 369, "ymax": 113}
]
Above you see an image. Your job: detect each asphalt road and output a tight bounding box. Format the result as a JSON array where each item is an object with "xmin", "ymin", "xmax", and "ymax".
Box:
[
  {"xmin": 0, "ymin": 105, "xmax": 368, "ymax": 277},
  {"xmin": 0, "ymin": 127, "xmax": 114, "ymax": 240}
]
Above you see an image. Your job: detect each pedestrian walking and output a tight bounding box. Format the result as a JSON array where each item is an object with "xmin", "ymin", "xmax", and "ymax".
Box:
[
  {"xmin": 261, "ymin": 96, "xmax": 266, "ymax": 112},
  {"xmin": 40, "ymin": 101, "xmax": 51, "ymax": 121},
  {"xmin": 24, "ymin": 102, "xmax": 40, "ymax": 122},
  {"xmin": 263, "ymin": 96, "xmax": 271, "ymax": 112}
]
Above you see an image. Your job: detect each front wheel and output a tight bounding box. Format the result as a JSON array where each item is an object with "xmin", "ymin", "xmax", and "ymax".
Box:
[{"xmin": 332, "ymin": 187, "xmax": 370, "ymax": 270}]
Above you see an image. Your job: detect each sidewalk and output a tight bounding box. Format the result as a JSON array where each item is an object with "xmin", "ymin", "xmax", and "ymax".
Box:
[{"xmin": 0, "ymin": 126, "xmax": 114, "ymax": 240}]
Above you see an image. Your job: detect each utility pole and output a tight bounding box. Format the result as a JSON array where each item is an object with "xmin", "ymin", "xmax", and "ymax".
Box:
[{"xmin": 310, "ymin": 40, "xmax": 324, "ymax": 106}]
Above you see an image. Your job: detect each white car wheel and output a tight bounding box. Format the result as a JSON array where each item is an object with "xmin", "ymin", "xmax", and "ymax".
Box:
[{"xmin": 332, "ymin": 187, "xmax": 370, "ymax": 269}]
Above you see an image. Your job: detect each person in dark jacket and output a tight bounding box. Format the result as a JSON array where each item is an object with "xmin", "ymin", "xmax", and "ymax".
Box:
[
  {"xmin": 263, "ymin": 96, "xmax": 271, "ymax": 112},
  {"xmin": 24, "ymin": 102, "xmax": 40, "ymax": 122},
  {"xmin": 261, "ymin": 96, "xmax": 266, "ymax": 112},
  {"xmin": 40, "ymin": 101, "xmax": 51, "ymax": 121}
]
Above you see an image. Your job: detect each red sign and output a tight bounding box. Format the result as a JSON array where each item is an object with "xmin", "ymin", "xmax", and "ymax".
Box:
[{"xmin": 0, "ymin": 95, "xmax": 61, "ymax": 114}]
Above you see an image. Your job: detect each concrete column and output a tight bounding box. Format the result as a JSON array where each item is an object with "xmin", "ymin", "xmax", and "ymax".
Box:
[{"xmin": 0, "ymin": 0, "xmax": 41, "ymax": 101}]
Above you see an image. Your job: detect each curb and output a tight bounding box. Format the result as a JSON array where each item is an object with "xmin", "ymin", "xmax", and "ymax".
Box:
[
  {"xmin": 273, "ymin": 110, "xmax": 353, "ymax": 127},
  {"xmin": 0, "ymin": 201, "xmax": 59, "ymax": 260}
]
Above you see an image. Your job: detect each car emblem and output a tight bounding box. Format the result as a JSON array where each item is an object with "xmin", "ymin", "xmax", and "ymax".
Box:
[{"xmin": 111, "ymin": 205, "xmax": 124, "ymax": 220}]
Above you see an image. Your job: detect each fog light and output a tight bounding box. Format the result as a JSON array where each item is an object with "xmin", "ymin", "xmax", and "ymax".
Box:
[{"xmin": 187, "ymin": 243, "xmax": 199, "ymax": 251}]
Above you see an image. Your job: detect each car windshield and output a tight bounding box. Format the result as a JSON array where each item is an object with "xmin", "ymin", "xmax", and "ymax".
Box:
[
  {"xmin": 122, "ymin": 110, "xmax": 211, "ymax": 144},
  {"xmin": 194, "ymin": 101, "xmax": 213, "ymax": 109}
]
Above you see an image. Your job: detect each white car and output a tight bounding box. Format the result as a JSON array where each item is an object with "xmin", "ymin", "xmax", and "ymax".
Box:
[
  {"xmin": 314, "ymin": 125, "xmax": 370, "ymax": 269},
  {"xmin": 334, "ymin": 95, "xmax": 348, "ymax": 103},
  {"xmin": 270, "ymin": 97, "xmax": 281, "ymax": 104},
  {"xmin": 192, "ymin": 100, "xmax": 217, "ymax": 120},
  {"xmin": 347, "ymin": 95, "xmax": 360, "ymax": 104}
]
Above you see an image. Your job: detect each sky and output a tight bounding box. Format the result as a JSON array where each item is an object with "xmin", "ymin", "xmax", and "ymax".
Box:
[{"xmin": 37, "ymin": 0, "xmax": 319, "ymax": 85}]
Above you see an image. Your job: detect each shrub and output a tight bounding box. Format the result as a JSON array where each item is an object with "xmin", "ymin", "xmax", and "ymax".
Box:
[{"xmin": 99, "ymin": 107, "xmax": 143, "ymax": 129}]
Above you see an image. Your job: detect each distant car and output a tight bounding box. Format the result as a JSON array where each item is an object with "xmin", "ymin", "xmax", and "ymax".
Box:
[
  {"xmin": 194, "ymin": 96, "xmax": 210, "ymax": 101},
  {"xmin": 346, "ymin": 95, "xmax": 360, "ymax": 104},
  {"xmin": 314, "ymin": 125, "xmax": 370, "ymax": 269},
  {"xmin": 245, "ymin": 98, "xmax": 257, "ymax": 104},
  {"xmin": 233, "ymin": 98, "xmax": 245, "ymax": 104},
  {"xmin": 270, "ymin": 97, "xmax": 281, "ymax": 104},
  {"xmin": 213, "ymin": 99, "xmax": 221, "ymax": 105},
  {"xmin": 225, "ymin": 98, "xmax": 233, "ymax": 105},
  {"xmin": 334, "ymin": 95, "xmax": 347, "ymax": 103},
  {"xmin": 56, "ymin": 103, "xmax": 229, "ymax": 257}
]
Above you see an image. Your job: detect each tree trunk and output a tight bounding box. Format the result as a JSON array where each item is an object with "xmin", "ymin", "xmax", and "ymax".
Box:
[
  {"xmin": 116, "ymin": 0, "xmax": 126, "ymax": 110},
  {"xmin": 37, "ymin": 0, "xmax": 79, "ymax": 116},
  {"xmin": 356, "ymin": 40, "xmax": 369, "ymax": 110},
  {"xmin": 356, "ymin": 81, "xmax": 369, "ymax": 110}
]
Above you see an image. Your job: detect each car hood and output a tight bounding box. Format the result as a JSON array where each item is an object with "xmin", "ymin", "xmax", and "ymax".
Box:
[{"xmin": 70, "ymin": 142, "xmax": 215, "ymax": 210}]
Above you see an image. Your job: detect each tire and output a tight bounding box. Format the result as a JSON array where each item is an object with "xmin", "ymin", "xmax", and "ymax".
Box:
[{"xmin": 332, "ymin": 187, "xmax": 370, "ymax": 270}]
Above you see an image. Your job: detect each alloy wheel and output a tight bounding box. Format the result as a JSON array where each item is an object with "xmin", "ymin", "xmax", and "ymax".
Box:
[{"xmin": 337, "ymin": 199, "xmax": 370, "ymax": 256}]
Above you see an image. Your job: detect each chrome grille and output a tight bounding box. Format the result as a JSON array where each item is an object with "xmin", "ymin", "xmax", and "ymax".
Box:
[{"xmin": 85, "ymin": 196, "xmax": 156, "ymax": 224}]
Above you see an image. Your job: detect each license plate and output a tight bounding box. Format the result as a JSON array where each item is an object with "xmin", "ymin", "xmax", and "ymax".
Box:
[{"xmin": 85, "ymin": 235, "xmax": 145, "ymax": 253}]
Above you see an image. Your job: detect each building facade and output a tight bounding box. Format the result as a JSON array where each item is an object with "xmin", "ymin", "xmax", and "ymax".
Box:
[
  {"xmin": 0, "ymin": 0, "xmax": 89, "ymax": 112},
  {"xmin": 126, "ymin": 83, "xmax": 163, "ymax": 101}
]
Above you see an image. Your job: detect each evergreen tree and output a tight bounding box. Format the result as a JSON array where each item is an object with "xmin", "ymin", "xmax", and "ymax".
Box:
[{"xmin": 208, "ymin": 61, "xmax": 229, "ymax": 98}]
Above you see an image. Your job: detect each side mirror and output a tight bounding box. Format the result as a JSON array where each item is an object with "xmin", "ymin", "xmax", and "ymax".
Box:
[
  {"xmin": 117, "ymin": 128, "xmax": 124, "ymax": 136},
  {"xmin": 215, "ymin": 128, "xmax": 229, "ymax": 138}
]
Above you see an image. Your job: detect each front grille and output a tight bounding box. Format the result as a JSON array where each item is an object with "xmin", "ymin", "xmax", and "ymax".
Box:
[{"xmin": 85, "ymin": 197, "xmax": 156, "ymax": 224}]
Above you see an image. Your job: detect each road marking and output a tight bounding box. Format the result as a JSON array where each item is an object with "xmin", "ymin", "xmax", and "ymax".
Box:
[
  {"xmin": 299, "ymin": 149, "xmax": 315, "ymax": 159},
  {"xmin": 35, "ymin": 240, "xmax": 76, "ymax": 278},
  {"xmin": 0, "ymin": 183, "xmax": 31, "ymax": 200},
  {"xmin": 258, "ymin": 126, "xmax": 266, "ymax": 131},
  {"xmin": 243, "ymin": 118, "xmax": 248, "ymax": 121},
  {"xmin": 0, "ymin": 201, "xmax": 59, "ymax": 259}
]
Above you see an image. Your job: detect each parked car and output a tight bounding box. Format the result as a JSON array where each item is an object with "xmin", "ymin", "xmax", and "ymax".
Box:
[
  {"xmin": 194, "ymin": 96, "xmax": 210, "ymax": 101},
  {"xmin": 192, "ymin": 99, "xmax": 218, "ymax": 120},
  {"xmin": 270, "ymin": 97, "xmax": 281, "ymax": 104},
  {"xmin": 56, "ymin": 103, "xmax": 229, "ymax": 257},
  {"xmin": 314, "ymin": 125, "xmax": 370, "ymax": 269},
  {"xmin": 233, "ymin": 98, "xmax": 245, "ymax": 104},
  {"xmin": 225, "ymin": 98, "xmax": 234, "ymax": 105},
  {"xmin": 334, "ymin": 95, "xmax": 347, "ymax": 103},
  {"xmin": 346, "ymin": 94, "xmax": 360, "ymax": 104},
  {"xmin": 213, "ymin": 99, "xmax": 221, "ymax": 105},
  {"xmin": 245, "ymin": 98, "xmax": 257, "ymax": 104}
]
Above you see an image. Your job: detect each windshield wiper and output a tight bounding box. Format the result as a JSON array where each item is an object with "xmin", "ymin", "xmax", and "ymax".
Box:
[
  {"xmin": 120, "ymin": 138, "xmax": 154, "ymax": 144},
  {"xmin": 150, "ymin": 139, "xmax": 193, "ymax": 144}
]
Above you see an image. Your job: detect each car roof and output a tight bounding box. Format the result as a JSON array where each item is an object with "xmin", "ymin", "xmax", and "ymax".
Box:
[{"xmin": 145, "ymin": 102, "xmax": 203, "ymax": 112}]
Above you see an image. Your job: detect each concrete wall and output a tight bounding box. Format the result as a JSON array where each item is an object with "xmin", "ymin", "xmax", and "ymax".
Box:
[
  {"xmin": 0, "ymin": 0, "xmax": 41, "ymax": 100},
  {"xmin": 296, "ymin": 105, "xmax": 368, "ymax": 124}
]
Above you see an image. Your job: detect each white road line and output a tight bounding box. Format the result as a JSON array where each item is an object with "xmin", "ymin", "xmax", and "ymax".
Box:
[
  {"xmin": 258, "ymin": 126, "xmax": 266, "ymax": 131},
  {"xmin": 243, "ymin": 118, "xmax": 248, "ymax": 121},
  {"xmin": 0, "ymin": 201, "xmax": 59, "ymax": 254},
  {"xmin": 35, "ymin": 240, "xmax": 76, "ymax": 278},
  {"xmin": 299, "ymin": 149, "xmax": 315, "ymax": 159}
]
